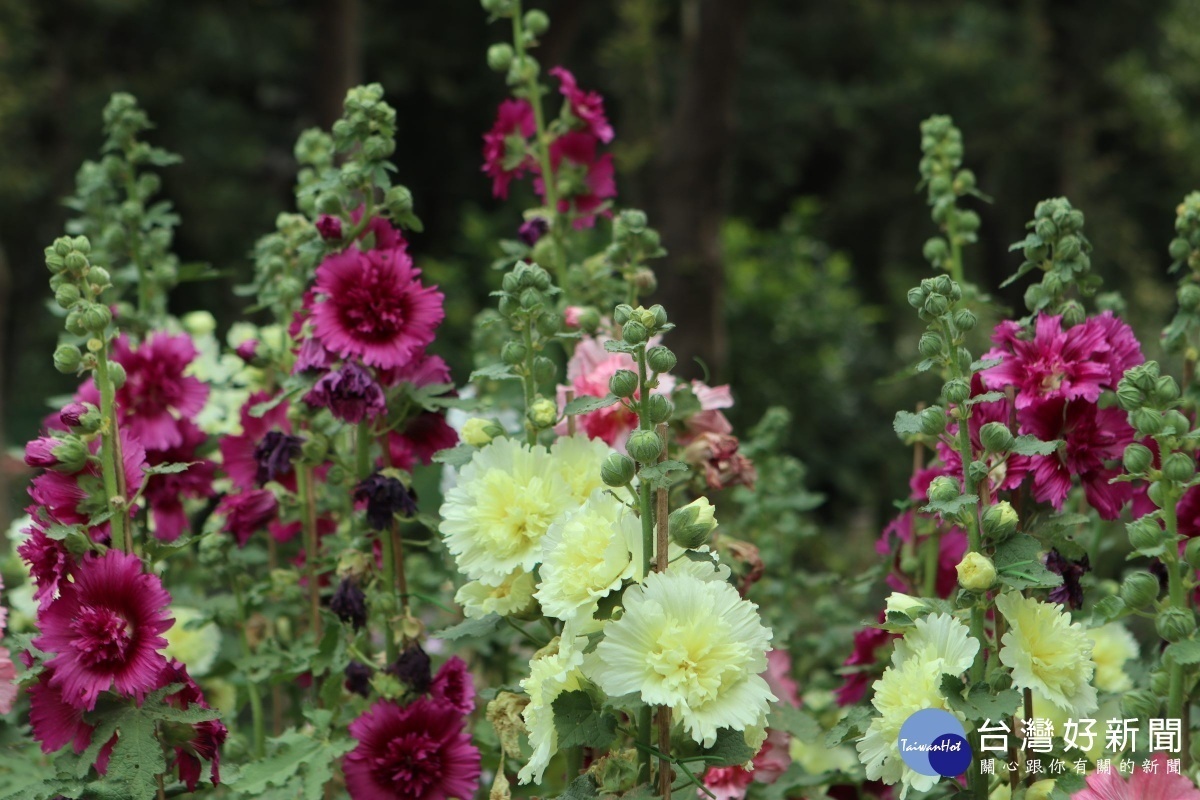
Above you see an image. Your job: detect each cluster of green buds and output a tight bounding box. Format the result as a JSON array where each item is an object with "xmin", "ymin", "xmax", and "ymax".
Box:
[
  {"xmin": 64, "ymin": 93, "xmax": 182, "ymax": 326},
  {"xmin": 1162, "ymin": 192, "xmax": 1200, "ymax": 354},
  {"xmin": 497, "ymin": 261, "xmax": 563, "ymax": 437},
  {"xmin": 601, "ymin": 209, "xmax": 666, "ymax": 304},
  {"xmin": 1007, "ymin": 197, "xmax": 1097, "ymax": 320},
  {"xmin": 482, "ymin": 1, "xmax": 549, "ymax": 84},
  {"xmin": 46, "ymin": 236, "xmax": 120, "ymax": 377},
  {"xmin": 908, "ymin": 274, "xmax": 977, "ymax": 378},
  {"xmin": 918, "ymin": 115, "xmax": 983, "ymax": 281},
  {"xmin": 242, "ymin": 213, "xmax": 317, "ymax": 324}
]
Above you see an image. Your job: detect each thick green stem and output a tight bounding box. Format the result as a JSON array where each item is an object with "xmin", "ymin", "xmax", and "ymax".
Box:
[
  {"xmin": 635, "ymin": 343, "xmax": 655, "ymax": 785},
  {"xmin": 522, "ymin": 324, "xmax": 539, "ymax": 446},
  {"xmin": 94, "ymin": 345, "xmax": 131, "ymax": 551},
  {"xmin": 233, "ymin": 578, "xmax": 266, "ymax": 758}
]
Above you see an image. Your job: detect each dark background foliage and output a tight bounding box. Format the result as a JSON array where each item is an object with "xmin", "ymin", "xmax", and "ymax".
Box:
[{"xmin": 2, "ymin": 0, "xmax": 1198, "ymax": 543}]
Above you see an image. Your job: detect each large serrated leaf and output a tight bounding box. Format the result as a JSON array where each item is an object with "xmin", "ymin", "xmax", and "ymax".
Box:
[
  {"xmin": 469, "ymin": 363, "xmax": 517, "ymax": 382},
  {"xmin": 560, "ymin": 775, "xmax": 600, "ymax": 799},
  {"xmin": 699, "ymin": 728, "xmax": 756, "ymax": 766},
  {"xmin": 893, "ymin": 410, "xmax": 926, "ymax": 436},
  {"xmin": 994, "ymin": 534, "xmax": 1063, "ymax": 590},
  {"xmin": 564, "ymin": 394, "xmax": 621, "ymax": 415},
  {"xmin": 940, "ymin": 675, "xmax": 1022, "ymax": 722},
  {"xmin": 1165, "ymin": 640, "xmax": 1200, "ymax": 665},
  {"xmin": 638, "ymin": 460, "xmax": 689, "ymax": 490},
  {"xmin": 921, "ymin": 494, "xmax": 979, "ymax": 518},
  {"xmin": 552, "ymin": 690, "xmax": 618, "ymax": 750},
  {"xmin": 432, "ymin": 444, "xmax": 478, "ymax": 468},
  {"xmin": 1010, "ymin": 435, "xmax": 1060, "ymax": 456},
  {"xmin": 432, "ymin": 613, "xmax": 501, "ymax": 640}
]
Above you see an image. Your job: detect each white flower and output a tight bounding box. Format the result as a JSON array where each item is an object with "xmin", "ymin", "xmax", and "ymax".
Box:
[
  {"xmin": 455, "ymin": 569, "xmax": 537, "ymax": 619},
  {"xmin": 518, "ymin": 636, "xmax": 585, "ymax": 785},
  {"xmin": 891, "ymin": 612, "xmax": 978, "ymax": 673}
]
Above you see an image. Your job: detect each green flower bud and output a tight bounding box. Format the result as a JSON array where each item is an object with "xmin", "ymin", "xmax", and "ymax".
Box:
[
  {"xmin": 523, "ymin": 9, "xmax": 549, "ymax": 35},
  {"xmin": 1128, "ymin": 517, "xmax": 1165, "ymax": 552},
  {"xmin": 1119, "ymin": 688, "xmax": 1160, "ymax": 719},
  {"xmin": 600, "ymin": 453, "xmax": 636, "ymax": 487},
  {"xmin": 1171, "ymin": 238, "xmax": 1193, "ymax": 262},
  {"xmin": 954, "ymin": 589, "xmax": 979, "ymax": 609},
  {"xmin": 50, "ymin": 437, "xmax": 90, "ymax": 474},
  {"xmin": 644, "ymin": 304, "xmax": 668, "ymax": 329},
  {"xmin": 609, "ymin": 370, "xmax": 638, "ymax": 399},
  {"xmin": 927, "ymin": 475, "xmax": 959, "ymax": 504},
  {"xmin": 501, "ymin": 272, "xmax": 519, "ymax": 293},
  {"xmin": 1061, "ymin": 300, "xmax": 1086, "ymax": 328},
  {"xmin": 952, "ymin": 309, "xmax": 977, "ymax": 332},
  {"xmin": 64, "ymin": 252, "xmax": 88, "ymax": 272},
  {"xmin": 326, "ymin": 464, "xmax": 346, "ymax": 485},
  {"xmin": 528, "ymin": 396, "xmax": 558, "ymax": 429},
  {"xmin": 622, "ymin": 320, "xmax": 648, "ymax": 345},
  {"xmin": 1057, "ymin": 235, "xmax": 1081, "ymax": 260},
  {"xmin": 646, "ymin": 346, "xmax": 676, "ymax": 374},
  {"xmin": 918, "ymin": 407, "xmax": 947, "ymax": 436},
  {"xmin": 487, "ymin": 43, "xmax": 514, "ymax": 71},
  {"xmin": 519, "ymin": 287, "xmax": 542, "ymax": 310},
  {"xmin": 647, "ymin": 394, "xmax": 672, "ymax": 425},
  {"xmin": 82, "ymin": 304, "xmax": 112, "ymax": 333},
  {"xmin": 627, "ymin": 429, "xmax": 663, "ymax": 463},
  {"xmin": 923, "ymin": 293, "xmax": 950, "ymax": 317},
  {"xmin": 108, "ymin": 361, "xmax": 127, "ymax": 390},
  {"xmin": 669, "ymin": 497, "xmax": 718, "ymax": 549},
  {"xmin": 1157, "ymin": 606, "xmax": 1196, "ymax": 642},
  {"xmin": 53, "ymin": 344, "xmax": 83, "ymax": 374},
  {"xmin": 501, "ymin": 341, "xmax": 527, "ymax": 366},
  {"xmin": 1034, "ymin": 218, "xmax": 1057, "ymax": 241},
  {"xmin": 300, "ymin": 437, "xmax": 328, "ymax": 464},
  {"xmin": 1116, "ymin": 382, "xmax": 1144, "ymax": 411},
  {"xmin": 532, "ymin": 356, "xmax": 556, "ymax": 386},
  {"xmin": 906, "ymin": 287, "xmax": 928, "ymax": 309},
  {"xmin": 1123, "ymin": 443, "xmax": 1154, "ymax": 475},
  {"xmin": 942, "ymin": 378, "xmax": 970, "ymax": 405},
  {"xmin": 917, "ymin": 332, "xmax": 942, "ymax": 358},
  {"xmin": 979, "ymin": 422, "xmax": 1014, "ymax": 453},
  {"xmin": 1156, "ymin": 373, "xmax": 1182, "ymax": 404},
  {"xmin": 1150, "ymin": 669, "xmax": 1171, "ymax": 696},
  {"xmin": 1163, "ymin": 452, "xmax": 1195, "ymax": 484},
  {"xmin": 1165, "ymin": 409, "xmax": 1191, "ymax": 436},
  {"xmin": 1179, "ymin": 283, "xmax": 1200, "ymax": 311},
  {"xmin": 535, "ymin": 311, "xmax": 561, "ymax": 337},
  {"xmin": 65, "ymin": 308, "xmax": 88, "ymax": 336},
  {"xmin": 956, "ymin": 552, "xmax": 996, "ymax": 591},
  {"xmin": 1148, "ymin": 480, "xmax": 1171, "ymax": 509},
  {"xmin": 988, "ymin": 670, "xmax": 1013, "ymax": 692},
  {"xmin": 922, "ymin": 237, "xmax": 949, "ymax": 264},
  {"xmin": 385, "ymin": 186, "xmax": 414, "ymax": 216},
  {"xmin": 613, "ymin": 304, "xmax": 633, "ymax": 325},
  {"xmin": 462, "ymin": 418, "xmax": 504, "ymax": 447},
  {"xmin": 575, "ymin": 306, "xmax": 601, "ymax": 333},
  {"xmin": 54, "ymin": 284, "xmax": 81, "ymax": 310},
  {"xmin": 631, "ymin": 267, "xmax": 657, "ymax": 294},
  {"xmin": 982, "ymin": 501, "xmax": 1019, "ymax": 542},
  {"xmin": 1120, "ymin": 572, "xmax": 1160, "ymax": 608},
  {"xmin": 1185, "ymin": 537, "xmax": 1200, "ymax": 570},
  {"xmin": 53, "ymin": 238, "xmax": 72, "ymax": 258},
  {"xmin": 967, "ymin": 460, "xmax": 990, "ymax": 486},
  {"xmin": 1132, "ymin": 408, "xmax": 1164, "ymax": 436}
]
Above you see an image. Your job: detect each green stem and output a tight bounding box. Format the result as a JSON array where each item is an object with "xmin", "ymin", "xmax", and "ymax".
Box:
[
  {"xmin": 947, "ymin": 216, "xmax": 964, "ymax": 287},
  {"xmin": 297, "ymin": 464, "xmax": 322, "ymax": 641},
  {"xmin": 634, "ymin": 343, "xmax": 655, "ymax": 785},
  {"xmin": 123, "ymin": 169, "xmax": 152, "ymax": 318},
  {"xmin": 1163, "ymin": 491, "xmax": 1189, "ymax": 768},
  {"xmin": 233, "ymin": 577, "xmax": 266, "ymax": 758},
  {"xmin": 522, "ymin": 324, "xmax": 539, "ymax": 446},
  {"xmin": 94, "ymin": 345, "xmax": 131, "ymax": 552},
  {"xmin": 356, "ymin": 419, "xmax": 372, "ymax": 479},
  {"xmin": 565, "ymin": 746, "xmax": 583, "ymax": 785},
  {"xmin": 380, "ymin": 522, "xmax": 400, "ymax": 664}
]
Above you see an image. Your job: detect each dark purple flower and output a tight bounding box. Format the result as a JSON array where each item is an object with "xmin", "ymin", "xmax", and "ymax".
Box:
[
  {"xmin": 345, "ymin": 661, "xmax": 373, "ymax": 697},
  {"xmin": 293, "ymin": 337, "xmax": 338, "ymax": 374},
  {"xmin": 217, "ymin": 489, "xmax": 279, "ymax": 547},
  {"xmin": 330, "ymin": 578, "xmax": 368, "ymax": 631},
  {"xmin": 387, "ymin": 644, "xmax": 432, "ymax": 695},
  {"xmin": 354, "ymin": 473, "xmax": 418, "ymax": 530},
  {"xmin": 253, "ymin": 430, "xmax": 303, "ymax": 487},
  {"xmin": 304, "ymin": 361, "xmax": 387, "ymax": 424},
  {"xmin": 1045, "ymin": 549, "xmax": 1090, "ymax": 610},
  {"xmin": 517, "ymin": 217, "xmax": 549, "ymax": 246},
  {"xmin": 316, "ymin": 214, "xmax": 343, "ymax": 240}
]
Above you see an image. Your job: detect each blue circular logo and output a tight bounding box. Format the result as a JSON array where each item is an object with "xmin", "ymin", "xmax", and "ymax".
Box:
[{"xmin": 898, "ymin": 709, "xmax": 971, "ymax": 777}]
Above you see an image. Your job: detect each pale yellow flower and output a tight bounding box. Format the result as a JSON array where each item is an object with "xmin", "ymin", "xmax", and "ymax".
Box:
[
  {"xmin": 163, "ymin": 607, "xmax": 222, "ymax": 677},
  {"xmin": 996, "ymin": 592, "xmax": 1098, "ymax": 716},
  {"xmin": 455, "ymin": 569, "xmax": 537, "ymax": 619},
  {"xmin": 1086, "ymin": 622, "xmax": 1138, "ymax": 694},
  {"xmin": 518, "ymin": 635, "xmax": 585, "ymax": 785},
  {"xmin": 548, "ymin": 434, "xmax": 615, "ymax": 502}
]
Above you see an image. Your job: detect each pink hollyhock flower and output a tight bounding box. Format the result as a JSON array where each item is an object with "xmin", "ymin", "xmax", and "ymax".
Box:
[
  {"xmin": 699, "ymin": 765, "xmax": 754, "ymax": 800},
  {"xmin": 218, "ymin": 489, "xmax": 279, "ymax": 547},
  {"xmin": 154, "ymin": 660, "xmax": 227, "ymax": 791},
  {"xmin": 549, "ymin": 66, "xmax": 614, "ymax": 144},
  {"xmin": 59, "ymin": 402, "xmax": 91, "ymax": 429},
  {"xmin": 556, "ymin": 335, "xmax": 647, "ymax": 446},
  {"xmin": 35, "ymin": 550, "xmax": 174, "ymax": 710},
  {"xmin": 683, "ymin": 432, "xmax": 757, "ymax": 491},
  {"xmin": 77, "ymin": 333, "xmax": 208, "ymax": 451},
  {"xmin": 482, "ymin": 98, "xmax": 537, "ymax": 199},
  {"xmin": 877, "ymin": 513, "xmax": 967, "ymax": 598},
  {"xmin": 219, "ymin": 392, "xmax": 295, "ymax": 491},
  {"xmin": 537, "ymin": 130, "xmax": 616, "ymax": 229},
  {"xmin": 293, "ymin": 335, "xmax": 339, "ymax": 374},
  {"xmin": 349, "ymin": 209, "xmax": 408, "ymax": 253},
  {"xmin": 751, "ymin": 727, "xmax": 792, "ymax": 785},
  {"xmin": 388, "ymin": 412, "xmax": 458, "ymax": 471},
  {"xmin": 315, "ymin": 214, "xmax": 343, "ymax": 240},
  {"xmin": 430, "ymin": 657, "xmax": 475, "ymax": 716},
  {"xmin": 980, "ymin": 314, "xmax": 1114, "ymax": 410},
  {"xmin": 304, "ymin": 361, "xmax": 387, "ymax": 423},
  {"xmin": 29, "ymin": 429, "xmax": 146, "ymax": 539},
  {"xmin": 344, "ymin": 697, "xmax": 481, "ymax": 800},
  {"xmin": 0, "ymin": 647, "xmax": 15, "ymax": 715},
  {"xmin": 1082, "ymin": 310, "xmax": 1145, "ymax": 387},
  {"xmin": 144, "ymin": 421, "xmax": 216, "ymax": 542},
  {"xmin": 1019, "ymin": 399, "xmax": 1134, "ymax": 520},
  {"xmin": 683, "ymin": 383, "xmax": 735, "ymax": 439},
  {"xmin": 19, "ymin": 519, "xmax": 75, "ymax": 611},
  {"xmin": 764, "ymin": 649, "xmax": 800, "ymax": 708},
  {"xmin": 377, "ymin": 350, "xmax": 452, "ymax": 388},
  {"xmin": 563, "ymin": 305, "xmax": 585, "ymax": 329},
  {"xmin": 311, "ymin": 246, "xmax": 445, "ymax": 370},
  {"xmin": 1073, "ymin": 753, "xmax": 1200, "ymax": 800},
  {"xmin": 24, "ymin": 437, "xmax": 61, "ymax": 469}
]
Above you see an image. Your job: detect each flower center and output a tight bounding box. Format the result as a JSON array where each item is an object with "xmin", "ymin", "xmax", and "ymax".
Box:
[
  {"xmin": 337, "ymin": 265, "xmax": 407, "ymax": 343},
  {"xmin": 72, "ymin": 605, "xmax": 134, "ymax": 669},
  {"xmin": 374, "ymin": 734, "xmax": 441, "ymax": 793}
]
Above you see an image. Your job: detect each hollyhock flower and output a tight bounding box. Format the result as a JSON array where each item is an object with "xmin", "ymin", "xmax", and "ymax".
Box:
[
  {"xmin": 430, "ymin": 657, "xmax": 475, "ymax": 716},
  {"xmin": 234, "ymin": 339, "xmax": 259, "ymax": 362},
  {"xmin": 0, "ymin": 647, "xmax": 15, "ymax": 715},
  {"xmin": 587, "ymin": 570, "xmax": 775, "ymax": 747},
  {"xmin": 1045, "ymin": 549, "xmax": 1090, "ymax": 610},
  {"xmin": 519, "ymin": 635, "xmax": 586, "ymax": 784},
  {"xmin": 684, "ymin": 383, "xmax": 736, "ymax": 439},
  {"xmin": 344, "ymin": 697, "xmax": 481, "ymax": 800},
  {"xmin": 536, "ymin": 130, "xmax": 616, "ymax": 228},
  {"xmin": 836, "ymin": 614, "xmax": 899, "ymax": 707},
  {"xmin": 316, "ymin": 214, "xmax": 343, "ymax": 240},
  {"xmin": 217, "ymin": 489, "xmax": 279, "ymax": 547},
  {"xmin": 311, "ymin": 246, "xmax": 445, "ymax": 370},
  {"xmin": 30, "ymin": 429, "xmax": 146, "ymax": 538},
  {"xmin": 517, "ymin": 217, "xmax": 549, "ymax": 246},
  {"xmin": 304, "ymin": 360, "xmax": 387, "ymax": 423},
  {"xmin": 345, "ymin": 661, "xmax": 373, "ymax": 697},
  {"xmin": 482, "ymin": 98, "xmax": 536, "ymax": 199},
  {"xmin": 390, "ymin": 644, "xmax": 433, "ymax": 694},
  {"xmin": 996, "ymin": 591, "xmax": 1097, "ymax": 716},
  {"xmin": 24, "ymin": 437, "xmax": 61, "ymax": 469},
  {"xmin": 293, "ymin": 336, "xmax": 339, "ymax": 373},
  {"xmin": 877, "ymin": 514, "xmax": 967, "ymax": 599},
  {"xmin": 388, "ymin": 412, "xmax": 458, "ymax": 470},
  {"xmin": 219, "ymin": 392, "xmax": 295, "ymax": 491},
  {"xmin": 35, "ymin": 550, "xmax": 174, "ymax": 710},
  {"xmin": 980, "ymin": 314, "xmax": 1115, "ymax": 410},
  {"xmin": 1019, "ymin": 399, "xmax": 1134, "ymax": 519},
  {"xmin": 700, "ymin": 766, "xmax": 754, "ymax": 800},
  {"xmin": 549, "ymin": 66, "xmax": 614, "ymax": 143},
  {"xmin": 1086, "ymin": 622, "xmax": 1138, "ymax": 694},
  {"xmin": 454, "ymin": 569, "xmax": 537, "ymax": 619},
  {"xmin": 253, "ymin": 430, "xmax": 303, "ymax": 487},
  {"xmin": 765, "ymin": 649, "xmax": 801, "ymax": 708},
  {"xmin": 144, "ymin": 421, "xmax": 216, "ymax": 542},
  {"xmin": 1082, "ymin": 311, "xmax": 1145, "ymax": 388},
  {"xmin": 683, "ymin": 432, "xmax": 758, "ymax": 491},
  {"xmin": 30, "ymin": 672, "xmax": 94, "ymax": 754},
  {"xmin": 354, "ymin": 472, "xmax": 418, "ymax": 530},
  {"xmin": 557, "ymin": 335, "xmax": 670, "ymax": 447},
  {"xmin": 376, "ymin": 350, "xmax": 452, "ymax": 388},
  {"xmin": 1073, "ymin": 753, "xmax": 1200, "ymax": 800},
  {"xmin": 59, "ymin": 402, "xmax": 91, "ymax": 429},
  {"xmin": 935, "ymin": 377, "xmax": 1030, "ymax": 494},
  {"xmin": 331, "ymin": 578, "xmax": 368, "ymax": 630},
  {"xmin": 154, "ymin": 659, "xmax": 227, "ymax": 791},
  {"xmin": 19, "ymin": 521, "xmax": 75, "ymax": 610}
]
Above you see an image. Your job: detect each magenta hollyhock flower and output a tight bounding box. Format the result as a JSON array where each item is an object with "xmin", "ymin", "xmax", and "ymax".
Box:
[
  {"xmin": 1019, "ymin": 399, "xmax": 1134, "ymax": 520},
  {"xmin": 35, "ymin": 550, "xmax": 174, "ymax": 711},
  {"xmin": 349, "ymin": 209, "xmax": 408, "ymax": 253},
  {"xmin": 835, "ymin": 616, "xmax": 899, "ymax": 707},
  {"xmin": 517, "ymin": 217, "xmax": 549, "ymax": 246},
  {"xmin": 877, "ymin": 513, "xmax": 967, "ymax": 598},
  {"xmin": 154, "ymin": 659, "xmax": 227, "ymax": 791},
  {"xmin": 1083, "ymin": 311, "xmax": 1145, "ymax": 387},
  {"xmin": 482, "ymin": 98, "xmax": 537, "ymax": 198},
  {"xmin": 59, "ymin": 402, "xmax": 91, "ymax": 429},
  {"xmin": 311, "ymin": 247, "xmax": 445, "ymax": 370},
  {"xmin": 304, "ymin": 361, "xmax": 387, "ymax": 423},
  {"xmin": 29, "ymin": 429, "xmax": 146, "ymax": 539},
  {"xmin": 344, "ymin": 697, "xmax": 481, "ymax": 800},
  {"xmin": 29, "ymin": 672, "xmax": 94, "ymax": 754},
  {"xmin": 24, "ymin": 437, "xmax": 60, "ymax": 469},
  {"xmin": 217, "ymin": 489, "xmax": 279, "ymax": 547},
  {"xmin": 1073, "ymin": 754, "xmax": 1200, "ymax": 800},
  {"xmin": 234, "ymin": 339, "xmax": 259, "ymax": 362},
  {"xmin": 376, "ymin": 350, "xmax": 452, "ymax": 388},
  {"xmin": 430, "ymin": 657, "xmax": 475, "ymax": 716},
  {"xmin": 549, "ymin": 66, "xmax": 614, "ymax": 144},
  {"xmin": 316, "ymin": 214, "xmax": 343, "ymax": 240},
  {"xmin": 980, "ymin": 314, "xmax": 1114, "ymax": 410},
  {"xmin": 387, "ymin": 412, "xmax": 458, "ymax": 471},
  {"xmin": 144, "ymin": 421, "xmax": 216, "ymax": 542},
  {"xmin": 536, "ymin": 130, "xmax": 616, "ymax": 229},
  {"xmin": 19, "ymin": 520, "xmax": 75, "ymax": 611},
  {"xmin": 219, "ymin": 392, "xmax": 295, "ymax": 491}
]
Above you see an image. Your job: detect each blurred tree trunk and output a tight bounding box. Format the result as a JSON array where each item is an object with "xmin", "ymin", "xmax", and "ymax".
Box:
[
  {"xmin": 314, "ymin": 0, "xmax": 363, "ymax": 128},
  {"xmin": 0, "ymin": 241, "xmax": 9, "ymax": 535},
  {"xmin": 649, "ymin": 0, "xmax": 751, "ymax": 382}
]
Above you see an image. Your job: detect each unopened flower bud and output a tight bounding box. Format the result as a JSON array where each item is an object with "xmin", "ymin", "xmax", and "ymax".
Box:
[
  {"xmin": 59, "ymin": 402, "xmax": 99, "ymax": 432},
  {"xmin": 1179, "ymin": 283, "xmax": 1200, "ymax": 311},
  {"xmin": 622, "ymin": 320, "xmax": 647, "ymax": 345},
  {"xmin": 108, "ymin": 361, "xmax": 127, "ymax": 389},
  {"xmin": 613, "ymin": 304, "xmax": 633, "ymax": 325},
  {"xmin": 1120, "ymin": 572, "xmax": 1159, "ymax": 608},
  {"xmin": 627, "ymin": 429, "xmax": 663, "ymax": 463},
  {"xmin": 1116, "ymin": 382, "xmax": 1144, "ymax": 411},
  {"xmin": 647, "ymin": 305, "xmax": 668, "ymax": 329},
  {"xmin": 53, "ymin": 344, "xmax": 83, "ymax": 374},
  {"xmin": 917, "ymin": 332, "xmax": 941, "ymax": 358},
  {"xmin": 907, "ymin": 287, "xmax": 928, "ymax": 309},
  {"xmin": 487, "ymin": 43, "xmax": 514, "ymax": 71},
  {"xmin": 1157, "ymin": 607, "xmax": 1196, "ymax": 642},
  {"xmin": 1120, "ymin": 689, "xmax": 1160, "ymax": 721},
  {"xmin": 519, "ymin": 287, "xmax": 542, "ymax": 310},
  {"xmin": 647, "ymin": 394, "xmax": 672, "ymax": 425},
  {"xmin": 1156, "ymin": 375, "xmax": 1182, "ymax": 404},
  {"xmin": 1123, "ymin": 443, "xmax": 1154, "ymax": 475},
  {"xmin": 669, "ymin": 497, "xmax": 718, "ymax": 549},
  {"xmin": 1061, "ymin": 300, "xmax": 1086, "ymax": 328},
  {"xmin": 1172, "ymin": 238, "xmax": 1193, "ymax": 262},
  {"xmin": 523, "ymin": 9, "xmax": 549, "ymax": 35},
  {"xmin": 575, "ymin": 306, "xmax": 601, "ymax": 332},
  {"xmin": 646, "ymin": 346, "xmax": 676, "ymax": 374},
  {"xmin": 609, "ymin": 370, "xmax": 638, "ymax": 399},
  {"xmin": 300, "ymin": 437, "xmax": 328, "ymax": 464},
  {"xmin": 501, "ymin": 341, "xmax": 527, "ymax": 366},
  {"xmin": 956, "ymin": 552, "xmax": 996, "ymax": 591},
  {"xmin": 65, "ymin": 308, "xmax": 87, "ymax": 336},
  {"xmin": 54, "ymin": 284, "xmax": 80, "ymax": 310},
  {"xmin": 1185, "ymin": 538, "xmax": 1200, "ymax": 570},
  {"xmin": 923, "ymin": 293, "xmax": 950, "ymax": 317},
  {"xmin": 1165, "ymin": 409, "xmax": 1191, "ymax": 436},
  {"xmin": 979, "ymin": 422, "xmax": 1014, "ymax": 453},
  {"xmin": 601, "ymin": 453, "xmax": 636, "ymax": 487},
  {"xmin": 1132, "ymin": 408, "xmax": 1164, "ymax": 436},
  {"xmin": 528, "ymin": 397, "xmax": 558, "ymax": 429},
  {"xmin": 1127, "ymin": 517, "xmax": 1165, "ymax": 552},
  {"xmin": 952, "ymin": 309, "xmax": 977, "ymax": 332},
  {"xmin": 942, "ymin": 378, "xmax": 970, "ymax": 405},
  {"xmin": 927, "ymin": 475, "xmax": 959, "ymax": 505},
  {"xmin": 918, "ymin": 406, "xmax": 947, "ymax": 436},
  {"xmin": 1163, "ymin": 452, "xmax": 1195, "ymax": 484},
  {"xmin": 81, "ymin": 304, "xmax": 112, "ymax": 333},
  {"xmin": 632, "ymin": 267, "xmax": 657, "ymax": 294},
  {"xmin": 982, "ymin": 501, "xmax": 1019, "ymax": 541},
  {"xmin": 922, "ymin": 237, "xmax": 949, "ymax": 263},
  {"xmin": 967, "ymin": 460, "xmax": 990, "ymax": 486},
  {"xmin": 885, "ymin": 592, "xmax": 925, "ymax": 616},
  {"xmin": 535, "ymin": 311, "xmax": 561, "ymax": 337},
  {"xmin": 64, "ymin": 252, "xmax": 88, "ymax": 272},
  {"xmin": 315, "ymin": 214, "xmax": 343, "ymax": 240},
  {"xmin": 988, "ymin": 670, "xmax": 1013, "ymax": 692},
  {"xmin": 532, "ymin": 356, "xmax": 556, "ymax": 385},
  {"xmin": 235, "ymin": 339, "xmax": 259, "ymax": 362},
  {"xmin": 462, "ymin": 418, "xmax": 504, "ymax": 447}
]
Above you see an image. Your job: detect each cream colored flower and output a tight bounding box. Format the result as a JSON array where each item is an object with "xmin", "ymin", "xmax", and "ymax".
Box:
[
  {"xmin": 455, "ymin": 569, "xmax": 537, "ymax": 619},
  {"xmin": 163, "ymin": 606, "xmax": 222, "ymax": 677},
  {"xmin": 585, "ymin": 570, "xmax": 774, "ymax": 747},
  {"xmin": 891, "ymin": 612, "xmax": 979, "ymax": 672},
  {"xmin": 955, "ymin": 552, "xmax": 996, "ymax": 591},
  {"xmin": 518, "ymin": 635, "xmax": 585, "ymax": 785},
  {"xmin": 1086, "ymin": 622, "xmax": 1138, "ymax": 694},
  {"xmin": 996, "ymin": 591, "xmax": 1098, "ymax": 716},
  {"xmin": 549, "ymin": 434, "xmax": 615, "ymax": 502}
]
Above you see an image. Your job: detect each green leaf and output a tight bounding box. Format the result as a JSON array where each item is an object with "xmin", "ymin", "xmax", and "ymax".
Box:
[
  {"xmin": 95, "ymin": 709, "xmax": 165, "ymax": 799},
  {"xmin": 432, "ymin": 444, "xmax": 478, "ymax": 468},
  {"xmin": 921, "ymin": 494, "xmax": 979, "ymax": 518},
  {"xmin": 1165, "ymin": 640, "xmax": 1200, "ymax": 665},
  {"xmin": 999, "ymin": 259, "xmax": 1038, "ymax": 288},
  {"xmin": 1010, "ymin": 435, "xmax": 1060, "ymax": 456},
  {"xmin": 698, "ymin": 728, "xmax": 756, "ymax": 767},
  {"xmin": 940, "ymin": 675, "xmax": 1022, "ymax": 721},
  {"xmin": 469, "ymin": 363, "xmax": 517, "ymax": 382},
  {"xmin": 965, "ymin": 391, "xmax": 1006, "ymax": 405},
  {"xmin": 893, "ymin": 410, "xmax": 925, "ymax": 436},
  {"xmin": 969, "ymin": 357, "xmax": 1003, "ymax": 372},
  {"xmin": 825, "ymin": 705, "xmax": 873, "ymax": 748},
  {"xmin": 994, "ymin": 534, "xmax": 1063, "ymax": 590},
  {"xmin": 560, "ymin": 775, "xmax": 600, "ymax": 800},
  {"xmin": 229, "ymin": 730, "xmax": 331, "ymax": 795},
  {"xmin": 638, "ymin": 460, "xmax": 690, "ymax": 490},
  {"xmin": 603, "ymin": 339, "xmax": 638, "ymax": 355},
  {"xmin": 565, "ymin": 394, "xmax": 621, "ymax": 415},
  {"xmin": 552, "ymin": 690, "xmax": 618, "ymax": 750},
  {"xmin": 142, "ymin": 461, "xmax": 196, "ymax": 476},
  {"xmin": 432, "ymin": 613, "xmax": 501, "ymax": 640},
  {"xmin": 767, "ymin": 705, "xmax": 821, "ymax": 740}
]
